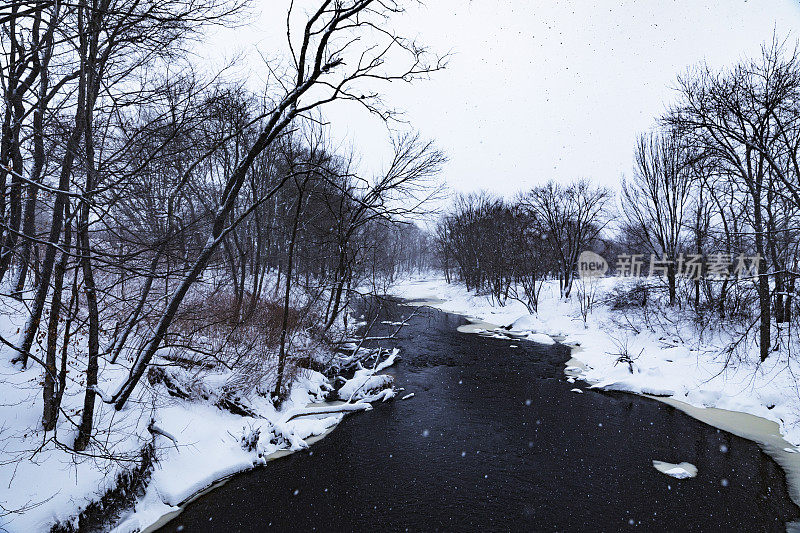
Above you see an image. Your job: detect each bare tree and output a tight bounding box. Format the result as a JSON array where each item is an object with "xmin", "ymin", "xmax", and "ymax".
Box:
[
  {"xmin": 621, "ymin": 129, "xmax": 693, "ymax": 305},
  {"xmin": 667, "ymin": 41, "xmax": 800, "ymax": 360},
  {"xmin": 522, "ymin": 180, "xmax": 610, "ymax": 299}
]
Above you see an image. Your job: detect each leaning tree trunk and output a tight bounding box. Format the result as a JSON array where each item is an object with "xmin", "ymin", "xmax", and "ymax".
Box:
[{"xmin": 110, "ymin": 250, "xmax": 161, "ymax": 363}]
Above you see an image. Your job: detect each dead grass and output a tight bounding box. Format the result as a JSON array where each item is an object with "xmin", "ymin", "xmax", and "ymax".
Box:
[
  {"xmin": 160, "ymin": 290, "xmax": 313, "ymax": 396},
  {"xmin": 171, "ymin": 292, "xmax": 301, "ymax": 348}
]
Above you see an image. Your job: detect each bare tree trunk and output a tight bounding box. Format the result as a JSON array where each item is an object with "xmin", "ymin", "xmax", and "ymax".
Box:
[
  {"xmin": 75, "ymin": 1, "xmax": 101, "ymax": 450},
  {"xmin": 667, "ymin": 261, "xmax": 676, "ymax": 306},
  {"xmin": 787, "ymin": 269, "xmax": 795, "ymax": 324},
  {"xmin": 754, "ymin": 208, "xmax": 771, "ymax": 361},
  {"xmin": 43, "ymin": 203, "xmax": 71, "ymax": 430},
  {"xmin": 13, "ymin": 4, "xmax": 56, "ymax": 293},
  {"xmin": 325, "ymin": 260, "xmax": 347, "ymax": 331},
  {"xmin": 274, "ymin": 176, "xmax": 306, "ymax": 403},
  {"xmin": 0, "ymin": 3, "xmax": 28, "ymax": 284},
  {"xmin": 775, "ymin": 273, "xmax": 786, "ymax": 323},
  {"xmin": 56, "ymin": 269, "xmax": 80, "ymax": 415}
]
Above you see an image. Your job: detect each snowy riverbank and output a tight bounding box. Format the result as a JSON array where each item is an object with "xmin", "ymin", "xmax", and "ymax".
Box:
[
  {"xmin": 390, "ymin": 276, "xmax": 800, "ymax": 455},
  {"xmin": 0, "ymin": 292, "xmax": 398, "ymax": 533}
]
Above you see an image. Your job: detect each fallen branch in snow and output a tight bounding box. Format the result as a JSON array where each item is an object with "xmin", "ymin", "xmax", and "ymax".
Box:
[
  {"xmin": 344, "ymin": 348, "xmax": 399, "ymax": 402},
  {"xmin": 329, "ymin": 346, "xmax": 392, "ymax": 372},
  {"xmin": 148, "ymin": 421, "xmax": 179, "ymax": 450},
  {"xmin": 331, "ymin": 336, "xmax": 399, "ymax": 344},
  {"xmin": 281, "ymin": 402, "xmax": 373, "ymax": 423},
  {"xmin": 333, "ymin": 309, "xmax": 421, "ymax": 345},
  {"xmin": 374, "ymin": 348, "xmax": 399, "ymax": 372},
  {"xmin": 358, "ymin": 388, "xmax": 396, "ymax": 403}
]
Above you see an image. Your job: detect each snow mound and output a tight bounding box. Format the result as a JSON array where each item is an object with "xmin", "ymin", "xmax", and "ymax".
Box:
[
  {"xmin": 527, "ymin": 333, "xmax": 556, "ymax": 345},
  {"xmin": 338, "ymin": 374, "xmax": 393, "ymax": 401},
  {"xmin": 509, "ymin": 315, "xmax": 539, "ymax": 331}
]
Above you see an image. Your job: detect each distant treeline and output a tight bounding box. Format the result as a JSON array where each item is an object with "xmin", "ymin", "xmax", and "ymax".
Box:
[{"xmin": 435, "ymin": 40, "xmax": 800, "ymax": 363}]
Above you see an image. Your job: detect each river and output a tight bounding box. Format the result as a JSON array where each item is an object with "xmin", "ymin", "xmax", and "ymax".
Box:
[{"xmin": 156, "ymin": 299, "xmax": 800, "ymax": 532}]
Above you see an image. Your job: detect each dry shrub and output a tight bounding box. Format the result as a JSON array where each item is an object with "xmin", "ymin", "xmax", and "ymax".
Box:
[
  {"xmin": 161, "ymin": 289, "xmax": 313, "ymax": 397},
  {"xmin": 171, "ymin": 291, "xmax": 302, "ymax": 350},
  {"xmin": 603, "ymin": 280, "xmax": 650, "ymax": 310}
]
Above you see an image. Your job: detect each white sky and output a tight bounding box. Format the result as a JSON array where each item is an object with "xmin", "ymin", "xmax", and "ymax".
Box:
[{"xmin": 202, "ymin": 0, "xmax": 800, "ymax": 198}]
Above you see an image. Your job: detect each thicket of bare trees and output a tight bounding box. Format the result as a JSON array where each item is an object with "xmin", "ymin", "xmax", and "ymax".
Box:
[
  {"xmin": 658, "ymin": 40, "xmax": 800, "ymax": 361},
  {"xmin": 435, "ymin": 182, "xmax": 609, "ymax": 311},
  {"xmin": 437, "ymin": 40, "xmax": 800, "ymax": 364},
  {"xmin": 0, "ymin": 0, "xmax": 443, "ymax": 455}
]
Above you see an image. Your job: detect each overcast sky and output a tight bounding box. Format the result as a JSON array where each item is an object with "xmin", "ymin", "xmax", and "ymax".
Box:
[{"xmin": 204, "ymin": 0, "xmax": 800, "ymax": 198}]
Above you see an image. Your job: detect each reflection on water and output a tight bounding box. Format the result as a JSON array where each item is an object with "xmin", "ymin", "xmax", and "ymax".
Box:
[{"xmin": 160, "ymin": 302, "xmax": 800, "ymax": 533}]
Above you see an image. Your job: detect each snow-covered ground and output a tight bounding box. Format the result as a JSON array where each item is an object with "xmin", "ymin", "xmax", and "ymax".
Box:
[
  {"xmin": 390, "ymin": 276, "xmax": 800, "ymax": 450},
  {"xmin": 0, "ymin": 290, "xmax": 397, "ymax": 532}
]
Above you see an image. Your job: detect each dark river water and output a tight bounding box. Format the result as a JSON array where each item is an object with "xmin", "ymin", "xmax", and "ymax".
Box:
[{"xmin": 158, "ymin": 300, "xmax": 800, "ymax": 532}]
